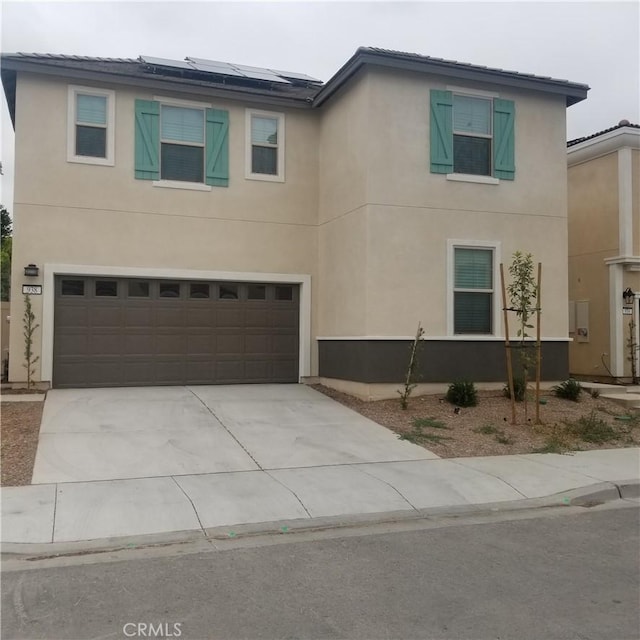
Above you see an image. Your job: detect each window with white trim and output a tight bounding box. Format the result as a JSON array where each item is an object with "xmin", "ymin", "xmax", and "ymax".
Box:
[
  {"xmin": 245, "ymin": 109, "xmax": 284, "ymax": 181},
  {"xmin": 453, "ymin": 95, "xmax": 492, "ymax": 176},
  {"xmin": 67, "ymin": 86, "xmax": 115, "ymax": 165},
  {"xmin": 453, "ymin": 247, "xmax": 494, "ymax": 334},
  {"xmin": 160, "ymin": 105, "xmax": 205, "ymax": 183}
]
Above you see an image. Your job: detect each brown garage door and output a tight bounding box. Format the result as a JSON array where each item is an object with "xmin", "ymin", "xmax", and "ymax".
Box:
[{"xmin": 53, "ymin": 276, "xmax": 299, "ymax": 388}]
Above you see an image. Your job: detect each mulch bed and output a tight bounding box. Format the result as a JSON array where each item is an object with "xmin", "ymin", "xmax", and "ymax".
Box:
[
  {"xmin": 313, "ymin": 385, "xmax": 640, "ymax": 458},
  {"xmin": 1, "ymin": 401, "xmax": 44, "ymax": 486}
]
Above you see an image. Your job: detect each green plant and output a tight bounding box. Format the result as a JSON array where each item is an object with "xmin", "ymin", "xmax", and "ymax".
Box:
[
  {"xmin": 474, "ymin": 424, "xmax": 499, "ymax": 435},
  {"xmin": 506, "ymin": 251, "xmax": 539, "ymax": 421},
  {"xmin": 495, "ymin": 433, "xmax": 514, "ymax": 445},
  {"xmin": 553, "ymin": 379, "xmax": 582, "ymax": 402},
  {"xmin": 23, "ymin": 294, "xmax": 40, "ymax": 390},
  {"xmin": 532, "ymin": 436, "xmax": 570, "ymax": 454},
  {"xmin": 503, "ymin": 376, "xmax": 526, "ymax": 401},
  {"xmin": 445, "ymin": 380, "xmax": 478, "ymax": 407},
  {"xmin": 566, "ymin": 411, "xmax": 618, "ymax": 444},
  {"xmin": 628, "ymin": 316, "xmax": 639, "ymax": 384},
  {"xmin": 397, "ymin": 322, "xmax": 425, "ymax": 410},
  {"xmin": 400, "ymin": 416, "xmax": 451, "ymax": 445},
  {"xmin": 412, "ymin": 417, "xmax": 448, "ymax": 430},
  {"xmin": 589, "ymin": 388, "xmax": 600, "ymax": 399}
]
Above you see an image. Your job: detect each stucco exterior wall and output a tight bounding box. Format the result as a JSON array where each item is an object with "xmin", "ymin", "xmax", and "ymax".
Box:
[
  {"xmin": 567, "ymin": 152, "xmax": 619, "ymax": 377},
  {"xmin": 9, "ymin": 72, "xmax": 320, "ymax": 383},
  {"xmin": 318, "ymin": 67, "xmax": 570, "ymax": 340}
]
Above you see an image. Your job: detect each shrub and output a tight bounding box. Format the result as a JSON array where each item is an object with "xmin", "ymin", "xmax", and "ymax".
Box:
[
  {"xmin": 503, "ymin": 376, "xmax": 526, "ymax": 402},
  {"xmin": 446, "ymin": 380, "xmax": 478, "ymax": 407},
  {"xmin": 567, "ymin": 411, "xmax": 618, "ymax": 444},
  {"xmin": 590, "ymin": 388, "xmax": 600, "ymax": 399},
  {"xmin": 553, "ymin": 379, "xmax": 582, "ymax": 401}
]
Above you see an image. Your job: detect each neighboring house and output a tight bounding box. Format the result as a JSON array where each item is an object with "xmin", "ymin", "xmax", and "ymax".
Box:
[
  {"xmin": 1, "ymin": 48, "xmax": 588, "ymax": 397},
  {"xmin": 567, "ymin": 121, "xmax": 640, "ymax": 382}
]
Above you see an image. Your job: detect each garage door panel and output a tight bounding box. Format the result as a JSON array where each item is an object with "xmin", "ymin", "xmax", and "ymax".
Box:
[
  {"xmin": 89, "ymin": 307, "xmax": 122, "ymax": 328},
  {"xmin": 155, "ymin": 334, "xmax": 188, "ymax": 355},
  {"xmin": 124, "ymin": 334, "xmax": 155, "ymax": 355},
  {"xmin": 54, "ymin": 276, "xmax": 299, "ymax": 387},
  {"xmin": 245, "ymin": 334, "xmax": 270, "ymax": 354},
  {"xmin": 88, "ymin": 333, "xmax": 124, "ymax": 355},
  {"xmin": 125, "ymin": 307, "xmax": 153, "ymax": 327},
  {"xmin": 187, "ymin": 334, "xmax": 214, "ymax": 355},
  {"xmin": 54, "ymin": 333, "xmax": 88, "ymax": 356}
]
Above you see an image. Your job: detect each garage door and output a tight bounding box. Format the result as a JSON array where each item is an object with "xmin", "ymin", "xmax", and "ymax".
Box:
[{"xmin": 53, "ymin": 276, "xmax": 299, "ymax": 388}]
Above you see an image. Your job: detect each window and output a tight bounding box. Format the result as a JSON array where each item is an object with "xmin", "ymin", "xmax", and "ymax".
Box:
[
  {"xmin": 95, "ymin": 280, "xmax": 118, "ymax": 297},
  {"xmin": 161, "ymin": 105, "xmax": 204, "ymax": 183},
  {"xmin": 134, "ymin": 99, "xmax": 229, "ymax": 188},
  {"xmin": 275, "ymin": 285, "xmax": 293, "ymax": 301},
  {"xmin": 453, "ymin": 95, "xmax": 492, "ymax": 176},
  {"xmin": 247, "ymin": 285, "xmax": 266, "ymax": 300},
  {"xmin": 245, "ymin": 109, "xmax": 285, "ymax": 182},
  {"xmin": 219, "ymin": 284, "xmax": 238, "ymax": 300},
  {"xmin": 430, "ymin": 89, "xmax": 515, "ymax": 181},
  {"xmin": 189, "ymin": 283, "xmax": 210, "ymax": 299},
  {"xmin": 61, "ymin": 279, "xmax": 85, "ymax": 296},
  {"xmin": 68, "ymin": 86, "xmax": 115, "ymax": 165},
  {"xmin": 453, "ymin": 246, "xmax": 495, "ymax": 334},
  {"xmin": 128, "ymin": 281, "xmax": 150, "ymax": 298},
  {"xmin": 159, "ymin": 282, "xmax": 181, "ymax": 298}
]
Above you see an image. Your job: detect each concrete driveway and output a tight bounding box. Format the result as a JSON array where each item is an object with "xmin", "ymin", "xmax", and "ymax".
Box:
[{"xmin": 32, "ymin": 384, "xmax": 437, "ymax": 484}]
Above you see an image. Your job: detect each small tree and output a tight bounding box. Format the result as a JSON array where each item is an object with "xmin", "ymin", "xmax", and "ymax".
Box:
[
  {"xmin": 507, "ymin": 252, "xmax": 538, "ymax": 421},
  {"xmin": 23, "ymin": 294, "xmax": 40, "ymax": 389},
  {"xmin": 0, "ymin": 205, "xmax": 11, "ymax": 301},
  {"xmin": 398, "ymin": 322, "xmax": 425, "ymax": 410}
]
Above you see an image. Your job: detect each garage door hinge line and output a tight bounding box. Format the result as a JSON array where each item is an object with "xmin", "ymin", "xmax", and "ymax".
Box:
[{"xmin": 186, "ymin": 387, "xmax": 263, "ymax": 470}]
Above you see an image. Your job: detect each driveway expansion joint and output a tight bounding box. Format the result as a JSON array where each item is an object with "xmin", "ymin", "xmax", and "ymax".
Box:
[
  {"xmin": 186, "ymin": 386, "xmax": 263, "ymax": 470},
  {"xmin": 449, "ymin": 458, "xmax": 528, "ymax": 499},
  {"xmin": 170, "ymin": 476, "xmax": 207, "ymax": 536},
  {"xmin": 356, "ymin": 466, "xmax": 420, "ymax": 512},
  {"xmin": 263, "ymin": 470, "xmax": 313, "ymax": 519}
]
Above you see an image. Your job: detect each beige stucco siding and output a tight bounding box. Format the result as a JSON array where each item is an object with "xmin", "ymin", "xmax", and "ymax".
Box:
[
  {"xmin": 365, "ymin": 205, "xmax": 568, "ymax": 337},
  {"xmin": 633, "ymin": 149, "xmax": 640, "ymax": 256},
  {"xmin": 9, "ymin": 73, "xmax": 320, "ymax": 383},
  {"xmin": 365, "ymin": 68, "xmax": 568, "ymax": 218}
]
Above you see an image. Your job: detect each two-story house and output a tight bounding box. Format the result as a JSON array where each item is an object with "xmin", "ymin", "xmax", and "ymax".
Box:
[
  {"xmin": 1, "ymin": 48, "xmax": 588, "ymax": 398},
  {"xmin": 567, "ymin": 121, "xmax": 640, "ymax": 382}
]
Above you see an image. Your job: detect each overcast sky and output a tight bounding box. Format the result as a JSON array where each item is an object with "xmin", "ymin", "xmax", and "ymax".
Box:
[{"xmin": 1, "ymin": 1, "xmax": 639, "ymax": 209}]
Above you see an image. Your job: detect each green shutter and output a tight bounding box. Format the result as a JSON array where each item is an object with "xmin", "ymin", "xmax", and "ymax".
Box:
[
  {"xmin": 430, "ymin": 90, "xmax": 453, "ymax": 174},
  {"xmin": 493, "ymin": 99, "xmax": 515, "ymax": 180},
  {"xmin": 205, "ymin": 108, "xmax": 229, "ymax": 187},
  {"xmin": 134, "ymin": 100, "xmax": 159, "ymax": 180}
]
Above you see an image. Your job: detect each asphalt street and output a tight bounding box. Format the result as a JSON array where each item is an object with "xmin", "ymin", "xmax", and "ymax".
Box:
[{"xmin": 2, "ymin": 504, "xmax": 639, "ymax": 640}]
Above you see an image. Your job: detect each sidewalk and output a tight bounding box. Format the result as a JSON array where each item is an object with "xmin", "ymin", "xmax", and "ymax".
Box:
[{"xmin": 2, "ymin": 447, "xmax": 638, "ymax": 552}]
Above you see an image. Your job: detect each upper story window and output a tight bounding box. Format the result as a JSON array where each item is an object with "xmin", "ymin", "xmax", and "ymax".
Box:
[
  {"xmin": 245, "ymin": 109, "xmax": 285, "ymax": 182},
  {"xmin": 134, "ymin": 98, "xmax": 229, "ymax": 189},
  {"xmin": 430, "ymin": 89, "xmax": 515, "ymax": 182},
  {"xmin": 160, "ymin": 105, "xmax": 205, "ymax": 183},
  {"xmin": 453, "ymin": 95, "xmax": 492, "ymax": 176},
  {"xmin": 67, "ymin": 85, "xmax": 115, "ymax": 166}
]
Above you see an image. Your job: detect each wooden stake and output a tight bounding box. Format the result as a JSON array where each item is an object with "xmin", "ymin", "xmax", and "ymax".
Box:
[
  {"xmin": 535, "ymin": 263, "xmax": 542, "ymax": 424},
  {"xmin": 500, "ymin": 264, "xmax": 516, "ymax": 424}
]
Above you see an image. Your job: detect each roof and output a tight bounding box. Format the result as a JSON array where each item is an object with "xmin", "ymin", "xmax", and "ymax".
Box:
[
  {"xmin": 313, "ymin": 47, "xmax": 589, "ymax": 107},
  {"xmin": 567, "ymin": 121, "xmax": 640, "ymax": 147},
  {"xmin": 1, "ymin": 47, "xmax": 590, "ymax": 126}
]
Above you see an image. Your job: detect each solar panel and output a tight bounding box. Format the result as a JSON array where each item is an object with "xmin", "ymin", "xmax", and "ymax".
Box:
[
  {"xmin": 140, "ymin": 56, "xmax": 195, "ymax": 71},
  {"xmin": 270, "ymin": 68, "xmax": 322, "ymax": 83},
  {"xmin": 187, "ymin": 57, "xmax": 246, "ymax": 77},
  {"xmin": 230, "ymin": 62, "xmax": 292, "ymax": 84}
]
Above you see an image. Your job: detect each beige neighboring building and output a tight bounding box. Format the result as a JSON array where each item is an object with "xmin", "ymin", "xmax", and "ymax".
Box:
[
  {"xmin": 568, "ymin": 121, "xmax": 640, "ymax": 382},
  {"xmin": 1, "ymin": 48, "xmax": 588, "ymax": 397}
]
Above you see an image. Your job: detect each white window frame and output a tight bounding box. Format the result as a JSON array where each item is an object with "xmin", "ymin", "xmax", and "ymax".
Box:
[
  {"xmin": 67, "ymin": 85, "xmax": 115, "ymax": 166},
  {"xmin": 447, "ymin": 86, "xmax": 498, "ymax": 181},
  {"xmin": 447, "ymin": 239, "xmax": 501, "ymax": 337},
  {"xmin": 245, "ymin": 108, "xmax": 285, "ymax": 182},
  {"xmin": 152, "ymin": 95, "xmax": 212, "ymax": 191}
]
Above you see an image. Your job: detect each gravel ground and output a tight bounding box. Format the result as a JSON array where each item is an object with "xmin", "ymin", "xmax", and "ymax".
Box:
[
  {"xmin": 313, "ymin": 385, "xmax": 640, "ymax": 458},
  {"xmin": 1, "ymin": 401, "xmax": 43, "ymax": 486}
]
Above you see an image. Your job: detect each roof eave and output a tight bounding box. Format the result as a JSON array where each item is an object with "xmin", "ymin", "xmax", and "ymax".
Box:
[
  {"xmin": 0, "ymin": 57, "xmax": 316, "ymax": 109},
  {"xmin": 313, "ymin": 49, "xmax": 588, "ymax": 107},
  {"xmin": 568, "ymin": 127, "xmax": 640, "ymax": 166}
]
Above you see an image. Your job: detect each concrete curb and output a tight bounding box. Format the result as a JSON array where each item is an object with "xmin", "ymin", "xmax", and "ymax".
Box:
[{"xmin": 3, "ymin": 481, "xmax": 638, "ymax": 561}]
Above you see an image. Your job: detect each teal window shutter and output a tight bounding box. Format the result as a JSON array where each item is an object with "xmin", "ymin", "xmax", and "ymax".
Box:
[
  {"xmin": 205, "ymin": 108, "xmax": 229, "ymax": 187},
  {"xmin": 493, "ymin": 99, "xmax": 515, "ymax": 180},
  {"xmin": 430, "ymin": 90, "xmax": 453, "ymax": 174},
  {"xmin": 135, "ymin": 100, "xmax": 160, "ymax": 180}
]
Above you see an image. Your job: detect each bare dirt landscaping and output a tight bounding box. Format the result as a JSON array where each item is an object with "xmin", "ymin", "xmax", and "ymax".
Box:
[
  {"xmin": 313, "ymin": 384, "xmax": 640, "ymax": 458},
  {"xmin": 1, "ymin": 401, "xmax": 43, "ymax": 486}
]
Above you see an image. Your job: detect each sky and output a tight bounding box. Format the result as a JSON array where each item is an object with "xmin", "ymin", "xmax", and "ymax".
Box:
[{"xmin": 0, "ymin": 0, "xmax": 639, "ymax": 210}]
